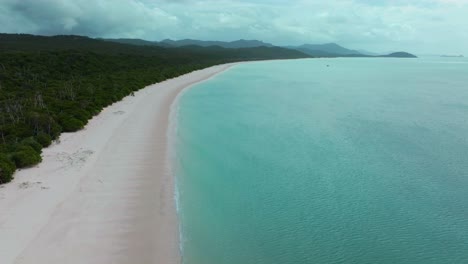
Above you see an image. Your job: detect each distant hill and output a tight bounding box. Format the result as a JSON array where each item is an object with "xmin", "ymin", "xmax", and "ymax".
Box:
[
  {"xmin": 102, "ymin": 38, "xmax": 171, "ymax": 47},
  {"xmin": 293, "ymin": 43, "xmax": 362, "ymax": 56},
  {"xmin": 0, "ymin": 34, "xmax": 307, "ymax": 59},
  {"xmin": 379, "ymin": 52, "xmax": 417, "ymax": 58},
  {"xmin": 357, "ymin": 49, "xmax": 380, "ymax": 56},
  {"xmin": 291, "ymin": 48, "xmax": 340, "ymax": 58},
  {"xmin": 287, "ymin": 43, "xmax": 363, "ymax": 57},
  {"xmin": 105, "ymin": 38, "xmax": 275, "ymax": 49},
  {"xmin": 102, "ymin": 38, "xmax": 417, "ymax": 58},
  {"xmin": 288, "ymin": 43, "xmax": 416, "ymax": 58},
  {"xmin": 160, "ymin": 39, "xmax": 275, "ymax": 48}
]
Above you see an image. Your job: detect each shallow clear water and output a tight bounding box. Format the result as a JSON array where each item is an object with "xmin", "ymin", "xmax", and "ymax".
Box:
[{"xmin": 175, "ymin": 58, "xmax": 468, "ymax": 264}]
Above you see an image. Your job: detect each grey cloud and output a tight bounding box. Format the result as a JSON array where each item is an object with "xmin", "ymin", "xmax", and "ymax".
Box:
[
  {"xmin": 0, "ymin": 0, "xmax": 467, "ymax": 54},
  {"xmin": 0, "ymin": 0, "xmax": 180, "ymax": 38}
]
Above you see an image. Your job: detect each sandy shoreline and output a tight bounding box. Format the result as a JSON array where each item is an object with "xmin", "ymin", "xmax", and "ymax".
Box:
[{"xmin": 0, "ymin": 63, "xmax": 236, "ymax": 264}]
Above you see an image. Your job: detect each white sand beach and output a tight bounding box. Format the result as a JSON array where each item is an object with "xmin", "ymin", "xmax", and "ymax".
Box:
[{"xmin": 0, "ymin": 63, "xmax": 235, "ymax": 264}]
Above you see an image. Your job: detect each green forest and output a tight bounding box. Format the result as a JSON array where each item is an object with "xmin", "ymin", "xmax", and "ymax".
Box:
[{"xmin": 0, "ymin": 34, "xmax": 309, "ymax": 183}]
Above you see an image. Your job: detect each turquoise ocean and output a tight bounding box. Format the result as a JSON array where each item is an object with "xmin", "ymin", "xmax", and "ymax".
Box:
[{"xmin": 174, "ymin": 58, "xmax": 468, "ymax": 264}]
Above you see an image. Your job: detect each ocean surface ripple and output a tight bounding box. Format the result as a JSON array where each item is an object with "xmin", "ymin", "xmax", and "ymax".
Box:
[{"xmin": 175, "ymin": 58, "xmax": 468, "ymax": 264}]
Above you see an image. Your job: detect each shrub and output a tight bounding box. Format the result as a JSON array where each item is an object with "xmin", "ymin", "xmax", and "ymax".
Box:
[
  {"xmin": 35, "ymin": 132, "xmax": 52, "ymax": 147},
  {"xmin": 73, "ymin": 109, "xmax": 92, "ymax": 123},
  {"xmin": 49, "ymin": 122, "xmax": 63, "ymax": 140},
  {"xmin": 11, "ymin": 145, "xmax": 42, "ymax": 168},
  {"xmin": 59, "ymin": 116, "xmax": 85, "ymax": 132},
  {"xmin": 0, "ymin": 154, "xmax": 16, "ymax": 183},
  {"xmin": 21, "ymin": 137, "xmax": 43, "ymax": 153}
]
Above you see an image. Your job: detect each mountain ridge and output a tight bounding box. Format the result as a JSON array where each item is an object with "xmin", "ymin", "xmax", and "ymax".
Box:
[
  {"xmin": 295, "ymin": 43, "xmax": 362, "ymax": 55},
  {"xmin": 104, "ymin": 38, "xmax": 275, "ymax": 49},
  {"xmin": 160, "ymin": 39, "xmax": 274, "ymax": 48},
  {"xmin": 287, "ymin": 43, "xmax": 417, "ymax": 58},
  {"xmin": 103, "ymin": 38, "xmax": 417, "ymax": 58}
]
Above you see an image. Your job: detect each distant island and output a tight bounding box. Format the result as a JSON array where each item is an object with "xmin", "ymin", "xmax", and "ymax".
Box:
[
  {"xmin": 441, "ymin": 55, "xmax": 464, "ymax": 58},
  {"xmin": 380, "ymin": 52, "xmax": 418, "ymax": 58}
]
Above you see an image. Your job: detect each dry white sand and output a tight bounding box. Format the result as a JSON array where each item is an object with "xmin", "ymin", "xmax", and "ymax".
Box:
[{"xmin": 0, "ymin": 63, "xmax": 236, "ymax": 264}]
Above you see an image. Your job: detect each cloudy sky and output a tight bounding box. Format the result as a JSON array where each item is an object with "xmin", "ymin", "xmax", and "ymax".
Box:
[{"xmin": 1, "ymin": 0, "xmax": 467, "ymax": 54}]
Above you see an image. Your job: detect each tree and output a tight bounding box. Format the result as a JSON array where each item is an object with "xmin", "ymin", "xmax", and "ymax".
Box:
[{"xmin": 0, "ymin": 154, "xmax": 16, "ymax": 183}]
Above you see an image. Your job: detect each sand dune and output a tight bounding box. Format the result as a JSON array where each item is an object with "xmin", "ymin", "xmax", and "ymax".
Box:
[{"xmin": 0, "ymin": 63, "xmax": 235, "ymax": 264}]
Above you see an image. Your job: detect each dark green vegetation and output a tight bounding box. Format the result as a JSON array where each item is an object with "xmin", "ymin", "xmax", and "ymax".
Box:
[{"xmin": 0, "ymin": 33, "xmax": 309, "ymax": 184}]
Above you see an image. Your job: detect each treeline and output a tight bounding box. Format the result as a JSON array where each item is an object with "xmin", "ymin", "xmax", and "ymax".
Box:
[{"xmin": 0, "ymin": 34, "xmax": 309, "ymax": 183}]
